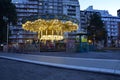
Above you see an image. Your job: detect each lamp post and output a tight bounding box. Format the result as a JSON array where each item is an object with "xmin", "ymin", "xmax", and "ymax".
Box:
[
  {"xmin": 3, "ymin": 16, "xmax": 9, "ymax": 52},
  {"xmin": 7, "ymin": 22, "xmax": 9, "ymax": 51},
  {"xmin": 93, "ymin": 34, "xmax": 95, "ymax": 46},
  {"xmin": 16, "ymin": 32, "xmax": 20, "ymax": 52},
  {"xmin": 17, "ymin": 32, "xmax": 20, "ymax": 44}
]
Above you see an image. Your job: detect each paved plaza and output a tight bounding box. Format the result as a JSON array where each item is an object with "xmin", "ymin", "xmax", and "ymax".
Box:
[
  {"xmin": 23, "ymin": 50, "xmax": 120, "ymax": 60},
  {"xmin": 0, "ymin": 51, "xmax": 120, "ymax": 73},
  {"xmin": 0, "ymin": 50, "xmax": 120, "ymax": 80},
  {"xmin": 0, "ymin": 58, "xmax": 120, "ymax": 80}
]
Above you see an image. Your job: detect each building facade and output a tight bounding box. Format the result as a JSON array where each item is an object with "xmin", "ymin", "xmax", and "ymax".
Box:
[
  {"xmin": 80, "ymin": 10, "xmax": 100, "ymax": 32},
  {"xmin": 117, "ymin": 9, "xmax": 120, "ymax": 17},
  {"xmin": 10, "ymin": 0, "xmax": 80, "ymax": 43},
  {"xmin": 11, "ymin": 0, "xmax": 39, "ymax": 43},
  {"xmin": 63, "ymin": 0, "xmax": 80, "ymax": 23},
  {"xmin": 81, "ymin": 6, "xmax": 120, "ymax": 47},
  {"xmin": 102, "ymin": 16, "xmax": 120, "ymax": 47}
]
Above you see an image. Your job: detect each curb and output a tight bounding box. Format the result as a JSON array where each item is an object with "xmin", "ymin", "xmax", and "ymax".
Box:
[{"xmin": 0, "ymin": 55, "xmax": 120, "ymax": 75}]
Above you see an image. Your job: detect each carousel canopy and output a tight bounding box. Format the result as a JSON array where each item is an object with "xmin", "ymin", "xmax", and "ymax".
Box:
[{"xmin": 22, "ymin": 14, "xmax": 79, "ymax": 41}]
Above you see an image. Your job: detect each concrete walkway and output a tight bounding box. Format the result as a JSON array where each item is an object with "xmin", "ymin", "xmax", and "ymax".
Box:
[{"xmin": 0, "ymin": 53, "xmax": 120, "ymax": 75}]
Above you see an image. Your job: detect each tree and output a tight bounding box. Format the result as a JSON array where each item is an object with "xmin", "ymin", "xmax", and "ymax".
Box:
[
  {"xmin": 0, "ymin": 0, "xmax": 17, "ymax": 44},
  {"xmin": 87, "ymin": 13, "xmax": 107, "ymax": 45}
]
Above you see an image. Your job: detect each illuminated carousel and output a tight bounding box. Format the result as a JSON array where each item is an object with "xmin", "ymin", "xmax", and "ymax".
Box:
[
  {"xmin": 22, "ymin": 14, "xmax": 79, "ymax": 51},
  {"xmin": 22, "ymin": 14, "xmax": 78, "ymax": 41},
  {"xmin": 22, "ymin": 19, "xmax": 78, "ymax": 41}
]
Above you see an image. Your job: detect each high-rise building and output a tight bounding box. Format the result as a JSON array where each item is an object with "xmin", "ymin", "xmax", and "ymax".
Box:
[
  {"xmin": 10, "ymin": 0, "xmax": 80, "ymax": 43},
  {"xmin": 63, "ymin": 0, "xmax": 80, "ymax": 24},
  {"xmin": 10, "ymin": 0, "xmax": 38, "ymax": 43},
  {"xmin": 81, "ymin": 6, "xmax": 120, "ymax": 47},
  {"xmin": 117, "ymin": 9, "xmax": 120, "ymax": 17},
  {"xmin": 102, "ymin": 16, "xmax": 120, "ymax": 47},
  {"xmin": 80, "ymin": 10, "xmax": 100, "ymax": 32}
]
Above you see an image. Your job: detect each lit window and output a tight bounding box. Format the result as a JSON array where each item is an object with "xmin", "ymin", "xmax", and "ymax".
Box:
[
  {"xmin": 49, "ymin": 6, "xmax": 53, "ymax": 9},
  {"xmin": 39, "ymin": 3, "xmax": 42, "ymax": 5}
]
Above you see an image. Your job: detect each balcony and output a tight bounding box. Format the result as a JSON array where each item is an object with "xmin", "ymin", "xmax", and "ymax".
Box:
[
  {"xmin": 9, "ymin": 35, "xmax": 36, "ymax": 39},
  {"xmin": 17, "ymin": 10, "xmax": 38, "ymax": 13}
]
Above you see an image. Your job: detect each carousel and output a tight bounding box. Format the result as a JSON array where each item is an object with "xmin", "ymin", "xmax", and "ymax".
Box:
[
  {"xmin": 22, "ymin": 14, "xmax": 79, "ymax": 51},
  {"xmin": 22, "ymin": 19, "xmax": 78, "ymax": 41}
]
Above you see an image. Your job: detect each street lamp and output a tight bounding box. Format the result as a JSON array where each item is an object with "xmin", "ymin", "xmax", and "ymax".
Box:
[
  {"xmin": 92, "ymin": 34, "xmax": 96, "ymax": 46},
  {"xmin": 17, "ymin": 32, "xmax": 20, "ymax": 44},
  {"xmin": 3, "ymin": 16, "xmax": 9, "ymax": 52}
]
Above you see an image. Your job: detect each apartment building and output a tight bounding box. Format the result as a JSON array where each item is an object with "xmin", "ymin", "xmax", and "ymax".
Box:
[
  {"xmin": 81, "ymin": 6, "xmax": 120, "ymax": 47},
  {"xmin": 117, "ymin": 9, "xmax": 120, "ymax": 17},
  {"xmin": 10, "ymin": 0, "xmax": 80, "ymax": 43}
]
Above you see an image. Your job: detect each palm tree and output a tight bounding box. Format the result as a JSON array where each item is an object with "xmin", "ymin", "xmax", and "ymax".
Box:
[{"xmin": 0, "ymin": 0, "xmax": 17, "ymax": 44}]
